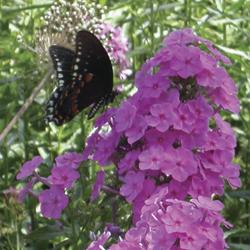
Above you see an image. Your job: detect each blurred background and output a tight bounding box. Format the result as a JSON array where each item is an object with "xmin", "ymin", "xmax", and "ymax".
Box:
[{"xmin": 0, "ymin": 0, "xmax": 250, "ymax": 249}]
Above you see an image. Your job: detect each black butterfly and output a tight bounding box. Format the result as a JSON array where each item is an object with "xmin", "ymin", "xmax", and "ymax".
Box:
[{"xmin": 45, "ymin": 30, "xmax": 116, "ymax": 126}]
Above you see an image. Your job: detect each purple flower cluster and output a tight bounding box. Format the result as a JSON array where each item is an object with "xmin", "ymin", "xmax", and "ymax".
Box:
[
  {"xmin": 82, "ymin": 28, "xmax": 240, "ymax": 249},
  {"xmin": 16, "ymin": 28, "xmax": 240, "ymax": 249},
  {"xmin": 110, "ymin": 195, "xmax": 231, "ymax": 250},
  {"xmin": 16, "ymin": 152, "xmax": 84, "ymax": 219}
]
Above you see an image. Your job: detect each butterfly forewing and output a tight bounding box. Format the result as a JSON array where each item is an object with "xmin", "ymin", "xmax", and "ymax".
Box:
[
  {"xmin": 49, "ymin": 46, "xmax": 75, "ymax": 87},
  {"xmin": 45, "ymin": 30, "xmax": 114, "ymax": 126}
]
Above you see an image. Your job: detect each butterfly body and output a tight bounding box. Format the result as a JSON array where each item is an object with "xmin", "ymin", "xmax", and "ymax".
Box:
[{"xmin": 45, "ymin": 30, "xmax": 114, "ymax": 125}]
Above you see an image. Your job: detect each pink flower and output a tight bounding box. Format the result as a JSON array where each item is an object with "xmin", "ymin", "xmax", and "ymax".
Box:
[
  {"xmin": 118, "ymin": 150, "xmax": 140, "ymax": 175},
  {"xmin": 125, "ymin": 115, "xmax": 147, "ymax": 144},
  {"xmin": 139, "ymin": 146, "xmax": 167, "ymax": 171},
  {"xmin": 18, "ymin": 178, "xmax": 36, "ymax": 202},
  {"xmin": 141, "ymin": 75, "xmax": 170, "ymax": 98},
  {"xmin": 146, "ymin": 102, "xmax": 176, "ymax": 132},
  {"xmin": 93, "ymin": 131, "xmax": 120, "ymax": 166},
  {"xmin": 170, "ymin": 46, "xmax": 202, "ymax": 78},
  {"xmin": 162, "ymin": 207, "xmax": 192, "ymax": 234},
  {"xmin": 163, "ymin": 28, "xmax": 198, "ymax": 46},
  {"xmin": 132, "ymin": 179, "xmax": 156, "ymax": 224},
  {"xmin": 222, "ymin": 163, "xmax": 241, "ymax": 189},
  {"xmin": 86, "ymin": 230, "xmax": 111, "ymax": 250},
  {"xmin": 196, "ymin": 52, "xmax": 221, "ymax": 88},
  {"xmin": 17, "ymin": 156, "xmax": 43, "ymax": 180},
  {"xmin": 191, "ymin": 196, "xmax": 224, "ymax": 211},
  {"xmin": 146, "ymin": 226, "xmax": 176, "ymax": 250},
  {"xmin": 179, "ymin": 231, "xmax": 207, "ymax": 250},
  {"xmin": 39, "ymin": 185, "xmax": 68, "ymax": 219},
  {"xmin": 55, "ymin": 152, "xmax": 84, "ymax": 169},
  {"xmin": 50, "ymin": 166, "xmax": 80, "ymax": 189},
  {"xmin": 187, "ymin": 96, "xmax": 213, "ymax": 120},
  {"xmin": 91, "ymin": 170, "xmax": 105, "ymax": 201},
  {"xmin": 120, "ymin": 171, "xmax": 145, "ymax": 202},
  {"xmin": 163, "ymin": 148, "xmax": 197, "ymax": 182},
  {"xmin": 208, "ymin": 87, "xmax": 240, "ymax": 113},
  {"xmin": 115, "ymin": 101, "xmax": 137, "ymax": 132},
  {"xmin": 173, "ymin": 103, "xmax": 196, "ymax": 133}
]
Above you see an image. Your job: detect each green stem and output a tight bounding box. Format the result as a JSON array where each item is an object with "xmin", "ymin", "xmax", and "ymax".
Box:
[{"xmin": 222, "ymin": 0, "xmax": 227, "ymax": 45}]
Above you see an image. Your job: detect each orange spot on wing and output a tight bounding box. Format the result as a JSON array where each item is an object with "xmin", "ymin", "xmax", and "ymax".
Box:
[{"xmin": 84, "ymin": 73, "xmax": 94, "ymax": 83}]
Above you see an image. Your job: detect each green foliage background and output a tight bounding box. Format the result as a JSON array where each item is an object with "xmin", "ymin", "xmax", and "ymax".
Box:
[{"xmin": 0, "ymin": 0, "xmax": 250, "ymax": 249}]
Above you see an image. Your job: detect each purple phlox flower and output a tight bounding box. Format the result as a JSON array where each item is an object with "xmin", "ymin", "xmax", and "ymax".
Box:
[
  {"xmin": 188, "ymin": 171, "xmax": 224, "ymax": 197},
  {"xmin": 121, "ymin": 194, "xmax": 229, "ymax": 250},
  {"xmin": 39, "ymin": 185, "xmax": 68, "ymax": 219},
  {"xmin": 145, "ymin": 129, "xmax": 170, "ymax": 149},
  {"xmin": 110, "ymin": 222, "xmax": 148, "ymax": 249},
  {"xmin": 50, "ymin": 165, "xmax": 80, "ymax": 189},
  {"xmin": 162, "ymin": 202, "xmax": 202, "ymax": 234},
  {"xmin": 169, "ymin": 45, "xmax": 202, "ymax": 78},
  {"xmin": 200, "ymin": 150, "xmax": 233, "ymax": 174},
  {"xmin": 83, "ymin": 131, "xmax": 102, "ymax": 161},
  {"xmin": 173, "ymin": 103, "xmax": 196, "ymax": 133},
  {"xmin": 218, "ymin": 69, "xmax": 238, "ymax": 95},
  {"xmin": 163, "ymin": 28, "xmax": 199, "ymax": 47},
  {"xmin": 146, "ymin": 225, "xmax": 176, "ymax": 250},
  {"xmin": 109, "ymin": 241, "xmax": 143, "ymax": 250},
  {"xmin": 187, "ymin": 96, "xmax": 213, "ymax": 120},
  {"xmin": 214, "ymin": 114, "xmax": 237, "ymax": 150},
  {"xmin": 146, "ymin": 102, "xmax": 176, "ymax": 133},
  {"xmin": 94, "ymin": 107, "xmax": 116, "ymax": 128},
  {"xmin": 167, "ymin": 179, "xmax": 189, "ymax": 199},
  {"xmin": 188, "ymin": 174, "xmax": 211, "ymax": 197},
  {"xmin": 114, "ymin": 101, "xmax": 137, "ymax": 132},
  {"xmin": 200, "ymin": 38, "xmax": 232, "ymax": 65},
  {"xmin": 132, "ymin": 179, "xmax": 156, "ymax": 224},
  {"xmin": 118, "ymin": 150, "xmax": 140, "ymax": 175},
  {"xmin": 86, "ymin": 230, "xmax": 111, "ymax": 250},
  {"xmin": 141, "ymin": 74, "xmax": 170, "ymax": 98},
  {"xmin": 214, "ymin": 114, "xmax": 234, "ymax": 135},
  {"xmin": 204, "ymin": 130, "xmax": 233, "ymax": 151},
  {"xmin": 196, "ymin": 52, "xmax": 221, "ymax": 88},
  {"xmin": 163, "ymin": 147, "xmax": 197, "ymax": 182},
  {"xmin": 208, "ymin": 87, "xmax": 240, "ymax": 113},
  {"xmin": 139, "ymin": 146, "xmax": 167, "ymax": 171},
  {"xmin": 93, "ymin": 131, "xmax": 120, "ymax": 166},
  {"xmin": 152, "ymin": 46, "xmax": 173, "ymax": 65},
  {"xmin": 120, "ymin": 171, "xmax": 145, "ymax": 202},
  {"xmin": 55, "ymin": 152, "xmax": 84, "ymax": 169},
  {"xmin": 222, "ymin": 162, "xmax": 241, "ymax": 189},
  {"xmin": 143, "ymin": 186, "xmax": 169, "ymax": 210},
  {"xmin": 125, "ymin": 114, "xmax": 147, "ymax": 144},
  {"xmin": 17, "ymin": 155, "xmax": 43, "ymax": 180},
  {"xmin": 179, "ymin": 230, "xmax": 207, "ymax": 250},
  {"xmin": 91, "ymin": 170, "xmax": 105, "ymax": 201},
  {"xmin": 18, "ymin": 177, "xmax": 37, "ymax": 202},
  {"xmin": 191, "ymin": 196, "xmax": 224, "ymax": 212}
]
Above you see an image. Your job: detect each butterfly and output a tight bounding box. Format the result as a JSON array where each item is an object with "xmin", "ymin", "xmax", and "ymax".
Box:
[{"xmin": 45, "ymin": 30, "xmax": 116, "ymax": 126}]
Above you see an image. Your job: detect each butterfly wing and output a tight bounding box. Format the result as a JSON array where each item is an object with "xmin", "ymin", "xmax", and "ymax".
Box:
[
  {"xmin": 49, "ymin": 46, "xmax": 75, "ymax": 87},
  {"xmin": 45, "ymin": 30, "xmax": 113, "ymax": 125},
  {"xmin": 71, "ymin": 30, "xmax": 113, "ymax": 108}
]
